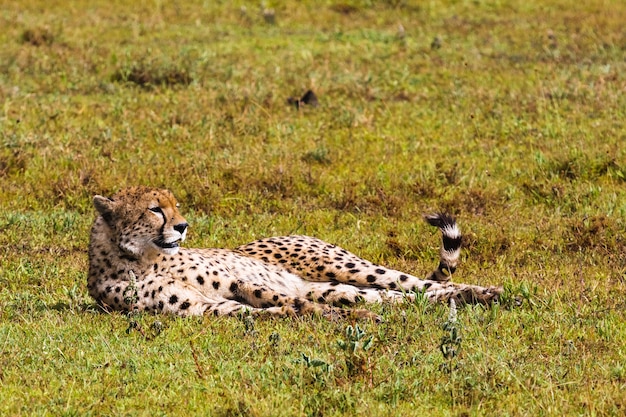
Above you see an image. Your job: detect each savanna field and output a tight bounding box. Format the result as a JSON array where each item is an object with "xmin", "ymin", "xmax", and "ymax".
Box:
[{"xmin": 1, "ymin": 0, "xmax": 625, "ymax": 415}]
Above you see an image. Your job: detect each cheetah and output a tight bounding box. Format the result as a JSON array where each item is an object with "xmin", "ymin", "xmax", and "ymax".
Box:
[{"xmin": 88, "ymin": 186, "xmax": 502, "ymax": 321}]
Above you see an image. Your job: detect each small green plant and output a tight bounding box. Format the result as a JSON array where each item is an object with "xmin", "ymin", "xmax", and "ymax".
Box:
[
  {"xmin": 122, "ymin": 270, "xmax": 162, "ymax": 339},
  {"xmin": 336, "ymin": 324, "xmax": 374, "ymax": 376},
  {"xmin": 242, "ymin": 313, "xmax": 258, "ymax": 337},
  {"xmin": 411, "ymin": 287, "xmax": 431, "ymax": 313},
  {"xmin": 122, "ymin": 270, "xmax": 139, "ymax": 309},
  {"xmin": 302, "ymin": 146, "xmax": 332, "ymax": 165},
  {"xmin": 439, "ymin": 299, "xmax": 461, "ymax": 373},
  {"xmin": 299, "ymin": 353, "xmax": 333, "ymax": 374},
  {"xmin": 439, "ymin": 299, "xmax": 464, "ymax": 407},
  {"xmin": 268, "ymin": 331, "xmax": 280, "ymax": 348},
  {"xmin": 63, "ymin": 283, "xmax": 82, "ymax": 312},
  {"xmin": 297, "ymin": 353, "xmax": 334, "ymax": 386},
  {"xmin": 123, "ymin": 270, "xmax": 141, "ymax": 335}
]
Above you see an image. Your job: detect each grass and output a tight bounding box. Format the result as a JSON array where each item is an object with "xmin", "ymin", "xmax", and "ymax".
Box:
[{"xmin": 1, "ymin": 0, "xmax": 625, "ymax": 415}]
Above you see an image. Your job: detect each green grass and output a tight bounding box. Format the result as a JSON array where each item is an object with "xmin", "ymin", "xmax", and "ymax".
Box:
[{"xmin": 1, "ymin": 0, "xmax": 625, "ymax": 415}]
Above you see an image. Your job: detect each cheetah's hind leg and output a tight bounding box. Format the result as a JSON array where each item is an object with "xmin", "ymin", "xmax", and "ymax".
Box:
[
  {"xmin": 305, "ymin": 282, "xmax": 413, "ymax": 306},
  {"xmin": 227, "ymin": 279, "xmax": 381, "ymax": 322}
]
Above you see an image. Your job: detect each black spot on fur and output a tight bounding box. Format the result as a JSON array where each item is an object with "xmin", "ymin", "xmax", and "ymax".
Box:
[
  {"xmin": 326, "ymin": 271, "xmax": 336, "ymax": 279},
  {"xmin": 232, "ymin": 295, "xmax": 247, "ymax": 304},
  {"xmin": 180, "ymin": 301, "xmax": 190, "ymax": 310},
  {"xmin": 229, "ymin": 282, "xmax": 238, "ymax": 293},
  {"xmin": 399, "ymin": 274, "xmax": 408, "ymax": 282},
  {"xmin": 169, "ymin": 295, "xmax": 178, "ymax": 304},
  {"xmin": 212, "ymin": 281, "xmax": 220, "ymax": 289},
  {"xmin": 366, "ymin": 275, "xmax": 376, "ymax": 283},
  {"xmin": 254, "ymin": 289, "xmax": 263, "ymax": 298},
  {"xmin": 197, "ymin": 276, "xmax": 205, "ymax": 285},
  {"xmin": 375, "ymin": 268, "xmax": 386, "ymax": 275}
]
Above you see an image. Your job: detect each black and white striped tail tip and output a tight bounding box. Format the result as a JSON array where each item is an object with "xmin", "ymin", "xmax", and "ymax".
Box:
[
  {"xmin": 425, "ymin": 212, "xmax": 462, "ymax": 251},
  {"xmin": 424, "ymin": 213, "xmax": 457, "ymax": 230},
  {"xmin": 425, "ymin": 213, "xmax": 462, "ymax": 282}
]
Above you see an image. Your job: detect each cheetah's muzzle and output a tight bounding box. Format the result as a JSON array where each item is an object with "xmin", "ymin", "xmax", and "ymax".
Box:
[{"xmin": 153, "ymin": 237, "xmax": 180, "ymax": 250}]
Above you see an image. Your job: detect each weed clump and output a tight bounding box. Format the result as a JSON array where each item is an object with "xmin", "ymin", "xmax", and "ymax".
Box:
[
  {"xmin": 0, "ymin": 150, "xmax": 28, "ymax": 177},
  {"xmin": 302, "ymin": 146, "xmax": 331, "ymax": 165},
  {"xmin": 566, "ymin": 215, "xmax": 625, "ymax": 254},
  {"xmin": 21, "ymin": 27, "xmax": 54, "ymax": 46},
  {"xmin": 112, "ymin": 64, "xmax": 193, "ymax": 88},
  {"xmin": 330, "ymin": 4, "xmax": 359, "ymax": 14},
  {"xmin": 439, "ymin": 299, "xmax": 462, "ymax": 371},
  {"xmin": 336, "ymin": 324, "xmax": 374, "ymax": 376}
]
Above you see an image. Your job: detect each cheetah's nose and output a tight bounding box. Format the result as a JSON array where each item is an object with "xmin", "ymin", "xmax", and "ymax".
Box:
[{"xmin": 173, "ymin": 223, "xmax": 188, "ymax": 234}]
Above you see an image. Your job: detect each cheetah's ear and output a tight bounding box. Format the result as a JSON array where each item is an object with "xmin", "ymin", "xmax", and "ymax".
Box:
[{"xmin": 93, "ymin": 195, "xmax": 115, "ymax": 221}]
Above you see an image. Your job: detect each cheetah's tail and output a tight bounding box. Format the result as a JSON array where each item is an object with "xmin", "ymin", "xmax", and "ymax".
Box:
[{"xmin": 424, "ymin": 213, "xmax": 462, "ymax": 282}]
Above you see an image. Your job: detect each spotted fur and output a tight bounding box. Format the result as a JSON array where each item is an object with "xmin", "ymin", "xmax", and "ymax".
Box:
[{"xmin": 88, "ymin": 186, "xmax": 502, "ymax": 321}]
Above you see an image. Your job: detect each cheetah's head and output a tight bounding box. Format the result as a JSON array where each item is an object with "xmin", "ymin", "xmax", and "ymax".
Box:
[{"xmin": 93, "ymin": 186, "xmax": 188, "ymax": 258}]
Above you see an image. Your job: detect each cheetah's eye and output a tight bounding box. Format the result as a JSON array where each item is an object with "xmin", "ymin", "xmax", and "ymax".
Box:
[{"xmin": 149, "ymin": 207, "xmax": 164, "ymax": 215}]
